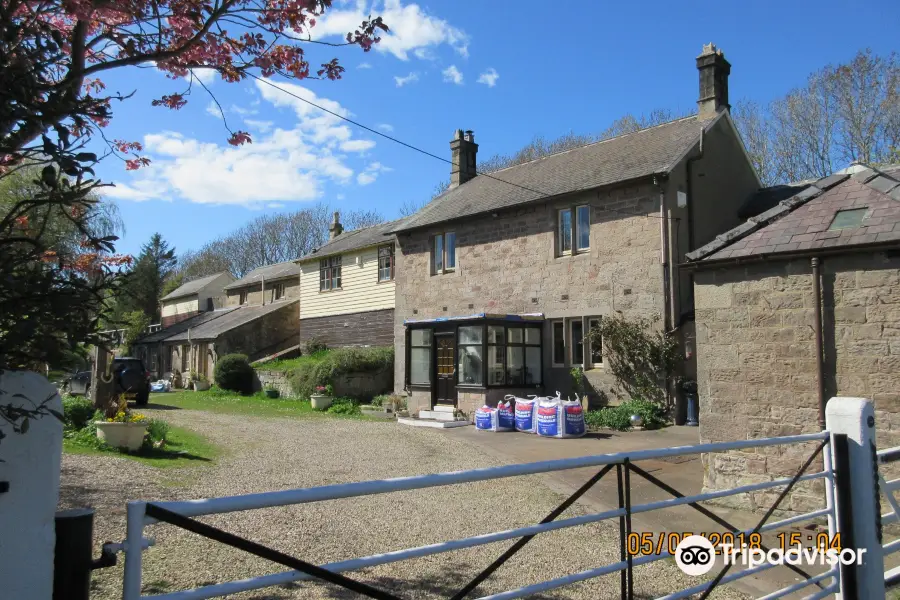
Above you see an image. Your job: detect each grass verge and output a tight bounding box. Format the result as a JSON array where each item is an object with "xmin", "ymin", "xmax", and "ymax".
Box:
[
  {"xmin": 149, "ymin": 387, "xmax": 364, "ymax": 419},
  {"xmin": 63, "ymin": 423, "xmax": 220, "ymax": 469},
  {"xmin": 253, "ymin": 350, "xmax": 328, "ymax": 373}
]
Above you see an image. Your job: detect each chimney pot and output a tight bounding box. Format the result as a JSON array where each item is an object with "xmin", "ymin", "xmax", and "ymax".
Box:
[
  {"xmin": 329, "ymin": 211, "xmax": 343, "ymax": 239},
  {"xmin": 450, "ymin": 128, "xmax": 478, "ymax": 188},
  {"xmin": 696, "ymin": 43, "xmax": 731, "ymax": 119}
]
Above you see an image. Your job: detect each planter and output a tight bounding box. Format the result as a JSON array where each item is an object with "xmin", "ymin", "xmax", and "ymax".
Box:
[
  {"xmin": 264, "ymin": 389, "xmax": 280, "ymax": 399},
  {"xmin": 310, "ymin": 394, "xmax": 333, "ymax": 410},
  {"xmin": 94, "ymin": 421, "xmax": 147, "ymax": 451},
  {"xmin": 192, "ymin": 381, "xmax": 210, "ymax": 391}
]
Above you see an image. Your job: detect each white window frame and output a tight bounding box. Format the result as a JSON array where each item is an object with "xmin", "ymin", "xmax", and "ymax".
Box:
[
  {"xmin": 551, "ymin": 320, "xmax": 566, "ymax": 367},
  {"xmin": 319, "ymin": 256, "xmax": 342, "ymax": 291},
  {"xmin": 377, "ymin": 244, "xmax": 395, "ymax": 282},
  {"xmin": 569, "ymin": 318, "xmax": 585, "ymax": 367},
  {"xmin": 432, "ymin": 232, "xmax": 456, "ymax": 274},
  {"xmin": 558, "ymin": 205, "xmax": 590, "ymax": 256},
  {"xmin": 273, "ymin": 282, "xmax": 285, "ymax": 301}
]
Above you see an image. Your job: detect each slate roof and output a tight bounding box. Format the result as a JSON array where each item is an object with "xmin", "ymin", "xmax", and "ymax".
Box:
[
  {"xmin": 299, "ymin": 218, "xmax": 405, "ymax": 262},
  {"xmin": 223, "ymin": 260, "xmax": 303, "ymax": 290},
  {"xmin": 686, "ymin": 165, "xmax": 900, "ymax": 264},
  {"xmin": 737, "ymin": 180, "xmax": 815, "ymax": 220},
  {"xmin": 391, "ymin": 114, "xmax": 719, "ymax": 233},
  {"xmin": 161, "ymin": 272, "xmax": 232, "ymax": 301},
  {"xmin": 133, "ymin": 308, "xmax": 238, "ymax": 344},
  {"xmin": 166, "ymin": 300, "xmax": 299, "ymax": 342}
]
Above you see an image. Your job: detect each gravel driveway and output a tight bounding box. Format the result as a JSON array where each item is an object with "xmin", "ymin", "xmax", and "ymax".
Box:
[{"xmin": 60, "ymin": 407, "xmax": 748, "ymax": 600}]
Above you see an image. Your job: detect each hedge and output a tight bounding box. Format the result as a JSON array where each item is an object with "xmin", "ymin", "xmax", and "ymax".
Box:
[{"xmin": 288, "ymin": 346, "xmax": 393, "ymax": 400}]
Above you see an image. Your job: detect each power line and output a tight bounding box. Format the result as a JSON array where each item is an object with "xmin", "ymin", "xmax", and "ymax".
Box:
[{"xmin": 248, "ymin": 73, "xmax": 673, "ymax": 221}]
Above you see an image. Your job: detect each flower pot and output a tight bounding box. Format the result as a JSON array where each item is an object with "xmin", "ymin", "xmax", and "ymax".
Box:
[
  {"xmin": 193, "ymin": 381, "xmax": 210, "ymax": 391},
  {"xmin": 310, "ymin": 394, "xmax": 333, "ymax": 410},
  {"xmin": 94, "ymin": 421, "xmax": 147, "ymax": 451},
  {"xmin": 265, "ymin": 389, "xmax": 280, "ymax": 399}
]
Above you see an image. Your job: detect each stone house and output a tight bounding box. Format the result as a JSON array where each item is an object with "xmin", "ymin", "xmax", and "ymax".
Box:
[
  {"xmin": 159, "ymin": 271, "xmax": 233, "ymax": 327},
  {"xmin": 391, "ymin": 44, "xmax": 763, "ymax": 418},
  {"xmin": 293, "ymin": 213, "xmax": 401, "ymax": 349},
  {"xmin": 684, "ymin": 164, "xmax": 900, "ymax": 512},
  {"xmin": 223, "ymin": 260, "xmax": 302, "ymax": 307}
]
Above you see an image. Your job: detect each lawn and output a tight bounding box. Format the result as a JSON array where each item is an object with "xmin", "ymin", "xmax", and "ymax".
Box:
[
  {"xmin": 149, "ymin": 387, "xmax": 361, "ymax": 419},
  {"xmin": 63, "ymin": 423, "xmax": 220, "ymax": 469}
]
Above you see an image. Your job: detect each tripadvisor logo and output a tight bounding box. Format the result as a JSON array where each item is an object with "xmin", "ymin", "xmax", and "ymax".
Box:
[{"xmin": 674, "ymin": 535, "xmax": 716, "ymax": 576}]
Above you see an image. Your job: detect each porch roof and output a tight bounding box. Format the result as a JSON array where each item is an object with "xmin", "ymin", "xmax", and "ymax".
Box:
[{"xmin": 404, "ymin": 312, "xmax": 544, "ymax": 325}]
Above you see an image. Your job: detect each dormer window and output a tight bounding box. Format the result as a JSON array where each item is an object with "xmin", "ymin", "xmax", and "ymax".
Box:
[
  {"xmin": 273, "ymin": 282, "xmax": 285, "ymax": 300},
  {"xmin": 239, "ymin": 290, "xmax": 248, "ymax": 305}
]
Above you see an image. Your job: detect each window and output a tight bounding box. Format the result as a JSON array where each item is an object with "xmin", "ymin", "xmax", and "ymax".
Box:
[
  {"xmin": 458, "ymin": 326, "xmax": 483, "ymax": 385},
  {"xmin": 558, "ymin": 209, "xmax": 572, "ymax": 254},
  {"xmin": 273, "ymin": 282, "xmax": 285, "ymax": 301},
  {"xmin": 180, "ymin": 344, "xmax": 189, "ymax": 372},
  {"xmin": 433, "ymin": 232, "xmax": 456, "ymax": 273},
  {"xmin": 378, "ymin": 245, "xmax": 395, "ymax": 281},
  {"xmin": 239, "ymin": 290, "xmax": 247, "ymax": 305},
  {"xmin": 480, "ymin": 325, "xmax": 542, "ymax": 385},
  {"xmin": 487, "ymin": 326, "xmax": 505, "ymax": 385},
  {"xmin": 319, "ymin": 256, "xmax": 342, "ymax": 291},
  {"xmin": 410, "ymin": 329, "xmax": 432, "ymax": 385},
  {"xmin": 558, "ymin": 205, "xmax": 590, "ymax": 255},
  {"xmin": 588, "ymin": 317, "xmax": 602, "ymax": 365},
  {"xmin": 576, "ymin": 205, "xmax": 590, "ymax": 250},
  {"xmin": 570, "ymin": 319, "xmax": 584, "ymax": 366},
  {"xmin": 552, "ymin": 321, "xmax": 565, "ymax": 366},
  {"xmin": 828, "ymin": 208, "xmax": 867, "ymax": 230}
]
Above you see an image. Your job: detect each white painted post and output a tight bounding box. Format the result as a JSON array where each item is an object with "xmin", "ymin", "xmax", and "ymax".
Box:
[
  {"xmin": 0, "ymin": 371, "xmax": 64, "ymax": 600},
  {"xmin": 826, "ymin": 397, "xmax": 885, "ymax": 599},
  {"xmin": 122, "ymin": 501, "xmax": 147, "ymax": 600}
]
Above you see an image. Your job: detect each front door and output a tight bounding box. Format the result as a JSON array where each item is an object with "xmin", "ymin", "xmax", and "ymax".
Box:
[{"xmin": 434, "ymin": 334, "xmax": 457, "ymax": 406}]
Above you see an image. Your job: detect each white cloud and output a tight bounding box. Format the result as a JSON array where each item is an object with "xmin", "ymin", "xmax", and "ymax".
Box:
[
  {"xmin": 340, "ymin": 139, "xmax": 376, "ymax": 152},
  {"xmin": 394, "ymin": 72, "xmax": 419, "ymax": 87},
  {"xmin": 244, "ymin": 119, "xmax": 274, "ymax": 133},
  {"xmin": 376, "ymin": 123, "xmax": 394, "ymax": 132},
  {"xmin": 186, "ymin": 68, "xmax": 217, "ymax": 85},
  {"xmin": 229, "ymin": 104, "xmax": 257, "ymax": 116},
  {"xmin": 477, "ymin": 68, "xmax": 499, "ymax": 87},
  {"xmin": 442, "ymin": 65, "xmax": 463, "ymax": 85},
  {"xmin": 108, "ymin": 83, "xmax": 382, "ymax": 207},
  {"xmin": 268, "ymin": 202, "xmax": 285, "ymax": 208},
  {"xmin": 205, "ymin": 101, "xmax": 223, "ymax": 119},
  {"xmin": 314, "ymin": 1, "xmax": 469, "ymax": 61},
  {"xmin": 357, "ymin": 62, "xmax": 372, "ymax": 69}
]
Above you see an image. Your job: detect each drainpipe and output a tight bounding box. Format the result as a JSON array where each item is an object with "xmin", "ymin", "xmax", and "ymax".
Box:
[
  {"xmin": 811, "ymin": 257, "xmax": 826, "ymax": 430},
  {"xmin": 685, "ymin": 128, "xmax": 704, "ymax": 252},
  {"xmin": 656, "ymin": 176, "xmax": 672, "ymax": 332},
  {"xmin": 261, "ymin": 274, "xmax": 265, "ymax": 306}
]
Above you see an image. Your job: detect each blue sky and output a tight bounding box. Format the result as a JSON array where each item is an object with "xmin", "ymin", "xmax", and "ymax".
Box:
[{"xmin": 97, "ymin": 0, "xmax": 900, "ymax": 258}]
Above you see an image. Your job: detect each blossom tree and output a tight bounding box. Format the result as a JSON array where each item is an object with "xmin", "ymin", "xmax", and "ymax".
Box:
[{"xmin": 0, "ymin": 1, "xmax": 385, "ymax": 432}]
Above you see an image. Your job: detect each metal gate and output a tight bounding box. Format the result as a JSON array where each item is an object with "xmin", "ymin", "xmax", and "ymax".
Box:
[{"xmin": 116, "ymin": 397, "xmax": 890, "ymax": 600}]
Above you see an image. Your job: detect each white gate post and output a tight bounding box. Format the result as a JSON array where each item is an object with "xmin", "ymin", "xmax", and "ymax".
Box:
[{"xmin": 826, "ymin": 397, "xmax": 885, "ymax": 599}]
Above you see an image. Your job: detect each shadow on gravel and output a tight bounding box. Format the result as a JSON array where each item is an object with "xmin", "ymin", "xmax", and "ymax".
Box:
[
  {"xmin": 139, "ymin": 402, "xmax": 182, "ymax": 411},
  {"xmin": 581, "ymin": 432, "xmax": 615, "ymax": 440}
]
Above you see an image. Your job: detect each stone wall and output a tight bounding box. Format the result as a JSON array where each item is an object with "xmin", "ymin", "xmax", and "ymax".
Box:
[
  {"xmin": 695, "ymin": 251, "xmax": 900, "ymax": 512},
  {"xmin": 300, "ymin": 308, "xmax": 394, "ymax": 348},
  {"xmin": 394, "ymin": 181, "xmax": 669, "ymax": 403},
  {"xmin": 253, "ymin": 368, "xmax": 393, "ymax": 400}
]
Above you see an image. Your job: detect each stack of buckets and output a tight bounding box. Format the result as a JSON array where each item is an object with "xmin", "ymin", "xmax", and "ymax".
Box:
[{"xmin": 474, "ymin": 392, "xmax": 585, "ymax": 438}]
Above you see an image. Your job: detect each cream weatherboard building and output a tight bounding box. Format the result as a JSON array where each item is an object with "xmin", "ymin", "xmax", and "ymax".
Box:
[{"xmin": 294, "ymin": 214, "xmax": 401, "ymax": 348}]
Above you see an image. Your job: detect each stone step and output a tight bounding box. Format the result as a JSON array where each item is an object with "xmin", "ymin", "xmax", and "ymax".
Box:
[
  {"xmin": 432, "ymin": 405, "xmax": 456, "ymax": 413},
  {"xmin": 397, "ymin": 417, "xmax": 470, "ymax": 429},
  {"xmin": 419, "ymin": 410, "xmax": 457, "ymax": 421}
]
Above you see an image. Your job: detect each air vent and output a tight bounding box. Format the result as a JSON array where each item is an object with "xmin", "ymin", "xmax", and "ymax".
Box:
[
  {"xmin": 561, "ymin": 294, "xmax": 569, "ymax": 301},
  {"xmin": 468, "ymin": 303, "xmax": 474, "ymax": 309},
  {"xmin": 412, "ymin": 309, "xmax": 418, "ymax": 315}
]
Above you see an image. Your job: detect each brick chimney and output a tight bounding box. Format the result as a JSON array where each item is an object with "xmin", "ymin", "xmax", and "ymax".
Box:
[
  {"xmin": 329, "ymin": 211, "xmax": 343, "ymax": 239},
  {"xmin": 696, "ymin": 43, "xmax": 730, "ymax": 120},
  {"xmin": 450, "ymin": 129, "xmax": 478, "ymax": 188}
]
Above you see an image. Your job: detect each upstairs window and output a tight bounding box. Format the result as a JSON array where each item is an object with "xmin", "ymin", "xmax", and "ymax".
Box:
[
  {"xmin": 433, "ymin": 232, "xmax": 456, "ymax": 273},
  {"xmin": 378, "ymin": 245, "xmax": 395, "ymax": 282},
  {"xmin": 273, "ymin": 282, "xmax": 285, "ymax": 301},
  {"xmin": 319, "ymin": 256, "xmax": 342, "ymax": 291},
  {"xmin": 558, "ymin": 205, "xmax": 590, "ymax": 255},
  {"xmin": 239, "ymin": 290, "xmax": 248, "ymax": 305}
]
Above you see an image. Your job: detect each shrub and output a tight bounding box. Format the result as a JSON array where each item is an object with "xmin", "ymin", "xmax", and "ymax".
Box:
[
  {"xmin": 146, "ymin": 419, "xmax": 170, "ymax": 443},
  {"xmin": 327, "ymin": 398, "xmax": 361, "ymax": 415},
  {"xmin": 214, "ymin": 354, "xmax": 254, "ymax": 394},
  {"xmin": 371, "ymin": 394, "xmax": 388, "ymax": 407},
  {"xmin": 584, "ymin": 399, "xmax": 667, "ymax": 432},
  {"xmin": 62, "ymin": 396, "xmax": 96, "ymax": 430},
  {"xmin": 303, "ymin": 336, "xmax": 328, "ymax": 355},
  {"xmin": 288, "ymin": 346, "xmax": 394, "ymax": 400}
]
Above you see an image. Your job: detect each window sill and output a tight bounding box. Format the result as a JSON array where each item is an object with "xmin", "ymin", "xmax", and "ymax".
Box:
[
  {"xmin": 457, "ymin": 384, "xmax": 486, "ymax": 390},
  {"xmin": 408, "ymin": 383, "xmax": 431, "ymax": 389},
  {"xmin": 554, "ymin": 251, "xmax": 590, "ymax": 260},
  {"xmin": 376, "ymin": 278, "xmax": 395, "ymax": 284},
  {"xmin": 318, "ymin": 287, "xmax": 343, "ymax": 293}
]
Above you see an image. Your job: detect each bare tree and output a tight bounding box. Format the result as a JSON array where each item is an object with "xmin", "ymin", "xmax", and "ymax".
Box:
[
  {"xmin": 399, "ymin": 197, "xmax": 429, "ymax": 216},
  {"xmin": 344, "ymin": 209, "xmax": 385, "ymax": 229},
  {"xmin": 732, "ymin": 100, "xmax": 778, "ymax": 186}
]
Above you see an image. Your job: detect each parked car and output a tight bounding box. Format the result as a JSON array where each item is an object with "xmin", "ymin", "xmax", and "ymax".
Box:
[{"xmin": 61, "ymin": 357, "xmax": 152, "ymax": 406}]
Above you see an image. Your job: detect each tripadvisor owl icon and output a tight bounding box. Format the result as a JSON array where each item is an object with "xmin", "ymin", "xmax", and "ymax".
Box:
[{"xmin": 675, "ymin": 535, "xmax": 716, "ymax": 576}]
